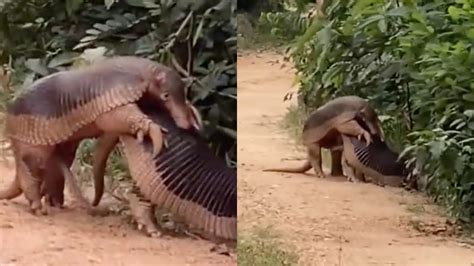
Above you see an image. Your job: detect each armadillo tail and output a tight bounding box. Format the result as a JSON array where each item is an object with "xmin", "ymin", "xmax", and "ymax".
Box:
[
  {"xmin": 0, "ymin": 175, "xmax": 22, "ymax": 199},
  {"xmin": 92, "ymin": 135, "xmax": 119, "ymax": 207},
  {"xmin": 262, "ymin": 160, "xmax": 312, "ymax": 173}
]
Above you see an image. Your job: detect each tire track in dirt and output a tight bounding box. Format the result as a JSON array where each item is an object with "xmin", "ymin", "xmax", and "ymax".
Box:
[{"xmin": 237, "ymin": 51, "xmax": 473, "ymax": 266}]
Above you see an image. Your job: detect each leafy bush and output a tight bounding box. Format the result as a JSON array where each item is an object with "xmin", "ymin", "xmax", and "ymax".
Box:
[
  {"xmin": 288, "ymin": 0, "xmax": 474, "ymax": 225},
  {"xmin": 0, "ymin": 0, "xmax": 236, "ymax": 181},
  {"xmin": 257, "ymin": 10, "xmax": 311, "ymax": 42}
]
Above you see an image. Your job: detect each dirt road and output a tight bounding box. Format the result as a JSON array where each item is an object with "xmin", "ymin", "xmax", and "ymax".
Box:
[
  {"xmin": 0, "ymin": 159, "xmax": 235, "ymax": 265},
  {"xmin": 237, "ymin": 51, "xmax": 473, "ymax": 265}
]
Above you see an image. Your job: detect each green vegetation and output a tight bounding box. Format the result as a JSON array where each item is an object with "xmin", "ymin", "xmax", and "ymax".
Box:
[
  {"xmin": 0, "ymin": 0, "xmax": 236, "ymax": 186},
  {"xmin": 237, "ymin": 0, "xmax": 310, "ymax": 48},
  {"xmin": 263, "ymin": 0, "xmax": 474, "ymax": 227},
  {"xmin": 237, "ymin": 227, "xmax": 299, "ymax": 266}
]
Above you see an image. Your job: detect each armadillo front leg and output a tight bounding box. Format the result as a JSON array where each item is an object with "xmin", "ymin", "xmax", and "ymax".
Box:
[
  {"xmin": 342, "ymin": 155, "xmax": 360, "ymax": 183},
  {"xmin": 341, "ymin": 152, "xmax": 367, "ymax": 183},
  {"xmin": 128, "ymin": 187, "xmax": 161, "ymax": 238},
  {"xmin": 95, "ymin": 104, "xmax": 167, "ymax": 156},
  {"xmin": 335, "ymin": 120, "xmax": 372, "ymax": 146},
  {"xmin": 307, "ymin": 143, "xmax": 325, "ymax": 178}
]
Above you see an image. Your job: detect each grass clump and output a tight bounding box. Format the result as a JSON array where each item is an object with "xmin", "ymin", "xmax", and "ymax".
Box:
[{"xmin": 238, "ymin": 227, "xmax": 299, "ymax": 266}]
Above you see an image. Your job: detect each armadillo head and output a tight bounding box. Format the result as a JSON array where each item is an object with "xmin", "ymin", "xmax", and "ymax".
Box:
[{"xmin": 150, "ymin": 69, "xmax": 201, "ymax": 131}]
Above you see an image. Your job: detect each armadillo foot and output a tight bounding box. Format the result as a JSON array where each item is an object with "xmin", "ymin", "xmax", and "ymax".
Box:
[
  {"xmin": 137, "ymin": 223, "xmax": 162, "ymax": 238},
  {"xmin": 210, "ymin": 243, "xmax": 234, "ymax": 257},
  {"xmin": 129, "ymin": 194, "xmax": 161, "ymax": 238},
  {"xmin": 137, "ymin": 130, "xmax": 144, "ymax": 143},
  {"xmin": 86, "ymin": 206, "xmax": 110, "ymax": 217},
  {"xmin": 30, "ymin": 200, "xmax": 47, "ymax": 216},
  {"xmin": 313, "ymin": 168, "xmax": 326, "ymax": 178},
  {"xmin": 347, "ymin": 175, "xmax": 360, "ymax": 183},
  {"xmin": 148, "ymin": 123, "xmax": 166, "ymax": 156},
  {"xmin": 362, "ymin": 131, "xmax": 372, "ymax": 146}
]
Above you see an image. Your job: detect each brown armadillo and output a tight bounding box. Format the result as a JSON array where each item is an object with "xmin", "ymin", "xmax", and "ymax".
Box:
[
  {"xmin": 44, "ymin": 101, "xmax": 237, "ymax": 240},
  {"xmin": 264, "ymin": 96, "xmax": 384, "ymax": 178},
  {"xmin": 0, "ymin": 56, "xmax": 200, "ymax": 214}
]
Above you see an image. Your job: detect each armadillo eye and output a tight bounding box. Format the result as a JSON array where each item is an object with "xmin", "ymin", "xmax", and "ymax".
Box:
[{"xmin": 161, "ymin": 92, "xmax": 170, "ymax": 101}]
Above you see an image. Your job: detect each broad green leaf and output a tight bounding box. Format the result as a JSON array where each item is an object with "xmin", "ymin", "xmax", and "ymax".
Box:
[
  {"xmin": 48, "ymin": 52, "xmax": 79, "ymax": 68},
  {"xmin": 464, "ymin": 109, "xmax": 474, "ymax": 118},
  {"xmin": 429, "ymin": 140, "xmax": 446, "ymax": 159},
  {"xmin": 79, "ymin": 35, "xmax": 98, "ymax": 43},
  {"xmin": 448, "ymin": 6, "xmax": 462, "ymax": 20},
  {"xmin": 93, "ymin": 23, "xmax": 111, "ymax": 32},
  {"xmin": 104, "ymin": 0, "xmax": 115, "ymax": 9},
  {"xmin": 25, "ymin": 58, "xmax": 49, "ymax": 76},
  {"xmin": 377, "ymin": 18, "xmax": 387, "ymax": 33},
  {"xmin": 86, "ymin": 29, "xmax": 101, "ymax": 35},
  {"xmin": 462, "ymin": 94, "xmax": 474, "ymax": 102},
  {"xmin": 386, "ymin": 6, "xmax": 409, "ymax": 17}
]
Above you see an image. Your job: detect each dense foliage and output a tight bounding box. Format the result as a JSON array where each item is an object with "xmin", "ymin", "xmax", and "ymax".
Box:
[
  {"xmin": 0, "ymin": 0, "xmax": 236, "ymax": 180},
  {"xmin": 284, "ymin": 0, "xmax": 474, "ymax": 225}
]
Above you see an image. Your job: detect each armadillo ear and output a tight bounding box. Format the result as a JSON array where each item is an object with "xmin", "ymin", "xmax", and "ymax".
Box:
[
  {"xmin": 155, "ymin": 72, "xmax": 167, "ymax": 86},
  {"xmin": 187, "ymin": 102, "xmax": 203, "ymax": 131}
]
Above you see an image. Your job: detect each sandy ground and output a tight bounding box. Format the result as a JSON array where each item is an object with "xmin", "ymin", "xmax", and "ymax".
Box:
[
  {"xmin": 237, "ymin": 51, "xmax": 474, "ymax": 266},
  {"xmin": 0, "ymin": 159, "xmax": 235, "ymax": 265}
]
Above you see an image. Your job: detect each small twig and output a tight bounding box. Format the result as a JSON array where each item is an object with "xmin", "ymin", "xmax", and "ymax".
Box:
[
  {"xmin": 165, "ymin": 11, "xmax": 194, "ymax": 50},
  {"xmin": 405, "ymin": 81, "xmax": 413, "ymax": 130},
  {"xmin": 171, "ymin": 56, "xmax": 189, "ymax": 77}
]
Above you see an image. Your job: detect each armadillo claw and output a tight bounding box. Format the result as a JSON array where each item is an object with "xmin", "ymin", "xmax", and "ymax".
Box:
[
  {"xmin": 136, "ymin": 223, "xmax": 161, "ymax": 238},
  {"xmin": 363, "ymin": 131, "xmax": 372, "ymax": 146},
  {"xmin": 136, "ymin": 130, "xmax": 145, "ymax": 143},
  {"xmin": 30, "ymin": 201, "xmax": 45, "ymax": 216},
  {"xmin": 148, "ymin": 231, "xmax": 162, "ymax": 238},
  {"xmin": 161, "ymin": 126, "xmax": 169, "ymax": 148},
  {"xmin": 40, "ymin": 203, "xmax": 49, "ymax": 216},
  {"xmin": 148, "ymin": 123, "xmax": 165, "ymax": 156}
]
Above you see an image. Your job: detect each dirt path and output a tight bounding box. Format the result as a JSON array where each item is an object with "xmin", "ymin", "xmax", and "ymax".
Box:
[
  {"xmin": 237, "ymin": 51, "xmax": 473, "ymax": 266},
  {"xmin": 0, "ymin": 159, "xmax": 235, "ymax": 265}
]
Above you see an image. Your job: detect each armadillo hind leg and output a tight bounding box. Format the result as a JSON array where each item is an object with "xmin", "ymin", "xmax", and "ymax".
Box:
[
  {"xmin": 335, "ymin": 120, "xmax": 372, "ymax": 145},
  {"xmin": 94, "ymin": 104, "xmax": 166, "ymax": 156},
  {"xmin": 128, "ymin": 186, "xmax": 161, "ymax": 238},
  {"xmin": 17, "ymin": 159, "xmax": 45, "ymax": 215},
  {"xmin": 307, "ymin": 144, "xmax": 325, "ymax": 178},
  {"xmin": 330, "ymin": 149, "xmax": 343, "ymax": 176}
]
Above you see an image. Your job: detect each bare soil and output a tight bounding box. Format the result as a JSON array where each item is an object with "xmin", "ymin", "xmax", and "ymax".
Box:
[
  {"xmin": 237, "ymin": 51, "xmax": 474, "ymax": 266},
  {"xmin": 0, "ymin": 161, "xmax": 235, "ymax": 265}
]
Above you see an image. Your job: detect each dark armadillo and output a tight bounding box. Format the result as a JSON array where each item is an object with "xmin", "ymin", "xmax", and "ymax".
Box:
[
  {"xmin": 264, "ymin": 96, "xmax": 384, "ymax": 178},
  {"xmin": 118, "ymin": 104, "xmax": 236, "ymax": 241},
  {"xmin": 341, "ymin": 115, "xmax": 410, "ymax": 187}
]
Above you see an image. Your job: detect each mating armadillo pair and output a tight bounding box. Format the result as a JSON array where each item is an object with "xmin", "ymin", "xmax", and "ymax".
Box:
[
  {"xmin": 92, "ymin": 101, "xmax": 236, "ymax": 240},
  {"xmin": 0, "ymin": 57, "xmax": 236, "ymax": 242},
  {"xmin": 265, "ymin": 96, "xmax": 410, "ymax": 186},
  {"xmin": 0, "ymin": 56, "xmax": 200, "ymax": 215}
]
